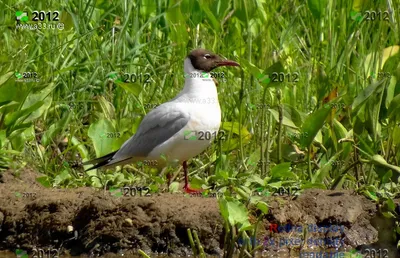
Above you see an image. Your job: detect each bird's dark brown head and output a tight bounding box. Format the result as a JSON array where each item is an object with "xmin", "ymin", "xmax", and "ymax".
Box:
[{"xmin": 188, "ymin": 49, "xmax": 240, "ymax": 72}]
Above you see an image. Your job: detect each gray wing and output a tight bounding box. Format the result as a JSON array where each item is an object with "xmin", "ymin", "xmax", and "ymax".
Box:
[{"xmin": 110, "ymin": 103, "xmax": 190, "ymax": 163}]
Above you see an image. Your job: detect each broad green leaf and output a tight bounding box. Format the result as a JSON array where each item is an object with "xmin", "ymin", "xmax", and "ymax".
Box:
[
  {"xmin": 249, "ymin": 174, "xmax": 265, "ymax": 186},
  {"xmin": 315, "ymin": 130, "xmax": 323, "ymax": 144},
  {"xmin": 256, "ymin": 201, "xmax": 269, "ymax": 214},
  {"xmin": 220, "ymin": 122, "xmax": 252, "ymax": 151},
  {"xmin": 36, "ymin": 176, "xmax": 51, "ymax": 188},
  {"xmin": 22, "ymin": 83, "xmax": 55, "ymax": 110},
  {"xmin": 362, "ymin": 190, "xmax": 378, "ymax": 202},
  {"xmin": 300, "ymin": 105, "xmax": 332, "ymax": 148},
  {"xmin": 365, "ymin": 45, "xmax": 400, "ymax": 78},
  {"xmin": 28, "ymin": 96, "xmax": 52, "ymax": 123},
  {"xmin": 22, "ymin": 83, "xmax": 56, "ymax": 122},
  {"xmin": 189, "ymin": 175, "xmax": 206, "ymax": 189},
  {"xmin": 169, "ymin": 182, "xmax": 180, "ymax": 193},
  {"xmin": 333, "ymin": 119, "xmax": 351, "ymax": 159},
  {"xmin": 70, "ymin": 136, "xmax": 89, "ymax": 161},
  {"xmin": 352, "ymin": 80, "xmax": 385, "ymax": 115},
  {"xmin": 271, "ymin": 162, "xmax": 296, "ymax": 180},
  {"xmin": 54, "ymin": 169, "xmax": 72, "ymax": 186},
  {"xmin": 0, "ymin": 101, "xmax": 19, "ymax": 111},
  {"xmin": 385, "ymin": 199, "xmax": 395, "ymax": 212},
  {"xmin": 219, "ymin": 198, "xmax": 251, "ymax": 232},
  {"xmin": 370, "ymin": 154, "xmax": 400, "ymax": 174},
  {"xmin": 88, "ymin": 119, "xmax": 117, "ymax": 157},
  {"xmin": 283, "ymin": 104, "xmax": 305, "ymax": 127},
  {"xmin": 0, "ymin": 81, "xmax": 30, "ymax": 103},
  {"xmin": 216, "ymin": 169, "xmax": 229, "ymax": 180},
  {"xmin": 4, "ymin": 101, "xmax": 44, "ymax": 127},
  {"xmin": 382, "ymin": 211, "xmax": 395, "ymax": 218},
  {"xmin": 267, "ymin": 181, "xmax": 283, "ymax": 188},
  {"xmin": 221, "ymin": 122, "xmax": 251, "ymax": 138},
  {"xmin": 313, "ymin": 151, "xmax": 342, "ymax": 183},
  {"xmin": 239, "ymin": 58, "xmax": 264, "ymax": 81},
  {"xmin": 8, "ymin": 127, "xmax": 32, "ymax": 151},
  {"xmin": 0, "ymin": 71, "xmax": 13, "ymax": 86},
  {"xmin": 268, "ymin": 109, "xmax": 298, "ymax": 128},
  {"xmin": 85, "ymin": 170, "xmax": 103, "ymax": 188},
  {"xmin": 235, "ymin": 186, "xmax": 250, "ymax": 199},
  {"xmin": 263, "ymin": 61, "xmax": 286, "ymax": 80},
  {"xmin": 114, "ymin": 81, "xmax": 142, "ymax": 97}
]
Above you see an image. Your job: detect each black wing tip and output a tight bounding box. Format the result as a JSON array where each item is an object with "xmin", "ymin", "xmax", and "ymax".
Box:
[
  {"xmin": 82, "ymin": 151, "xmax": 118, "ymax": 171},
  {"xmin": 84, "ymin": 160, "xmax": 109, "ymax": 171}
]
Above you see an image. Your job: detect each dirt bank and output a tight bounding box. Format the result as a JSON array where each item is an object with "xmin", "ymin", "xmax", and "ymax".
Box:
[{"xmin": 0, "ymin": 168, "xmax": 398, "ymax": 257}]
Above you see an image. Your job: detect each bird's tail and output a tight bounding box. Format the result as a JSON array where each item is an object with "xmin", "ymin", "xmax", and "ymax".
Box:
[{"xmin": 82, "ymin": 151, "xmax": 118, "ymax": 171}]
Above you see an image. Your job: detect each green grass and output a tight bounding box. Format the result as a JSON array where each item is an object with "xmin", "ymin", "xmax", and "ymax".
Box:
[{"xmin": 1, "ymin": 0, "xmax": 400, "ymax": 255}]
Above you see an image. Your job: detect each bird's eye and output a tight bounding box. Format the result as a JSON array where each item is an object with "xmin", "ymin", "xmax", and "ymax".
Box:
[{"xmin": 204, "ymin": 54, "xmax": 211, "ymax": 59}]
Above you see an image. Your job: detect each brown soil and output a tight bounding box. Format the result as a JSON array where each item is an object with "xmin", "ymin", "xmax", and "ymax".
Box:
[{"xmin": 0, "ymin": 168, "xmax": 398, "ymax": 258}]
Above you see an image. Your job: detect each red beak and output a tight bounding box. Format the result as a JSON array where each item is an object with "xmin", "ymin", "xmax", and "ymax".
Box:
[{"xmin": 216, "ymin": 60, "xmax": 240, "ymax": 67}]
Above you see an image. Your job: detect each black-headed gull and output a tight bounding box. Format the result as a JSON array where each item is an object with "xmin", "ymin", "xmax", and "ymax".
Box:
[{"xmin": 84, "ymin": 49, "xmax": 240, "ymax": 193}]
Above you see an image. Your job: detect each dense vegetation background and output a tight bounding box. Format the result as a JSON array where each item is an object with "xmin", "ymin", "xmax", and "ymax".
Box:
[{"xmin": 1, "ymin": 0, "xmax": 400, "ymax": 255}]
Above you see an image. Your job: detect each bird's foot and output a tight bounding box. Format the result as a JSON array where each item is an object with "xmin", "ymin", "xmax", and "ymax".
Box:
[{"xmin": 183, "ymin": 184, "xmax": 203, "ymax": 194}]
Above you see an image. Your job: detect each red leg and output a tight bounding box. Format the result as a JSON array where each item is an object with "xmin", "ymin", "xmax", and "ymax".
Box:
[{"xmin": 183, "ymin": 161, "xmax": 202, "ymax": 193}]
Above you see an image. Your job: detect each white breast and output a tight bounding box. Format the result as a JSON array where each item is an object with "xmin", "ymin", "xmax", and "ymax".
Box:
[{"xmin": 148, "ymin": 60, "xmax": 221, "ymax": 163}]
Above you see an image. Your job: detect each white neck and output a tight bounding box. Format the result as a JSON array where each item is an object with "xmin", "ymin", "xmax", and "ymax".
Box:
[{"xmin": 172, "ymin": 58, "xmax": 219, "ymax": 102}]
